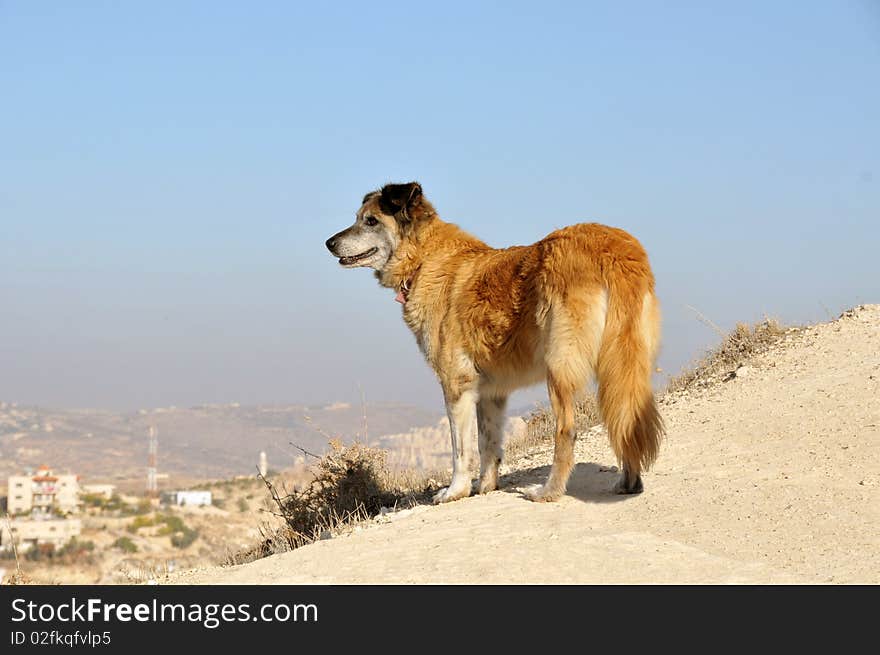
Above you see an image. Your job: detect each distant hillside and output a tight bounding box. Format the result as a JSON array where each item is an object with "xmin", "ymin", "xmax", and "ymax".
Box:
[{"xmin": 0, "ymin": 401, "xmax": 442, "ymax": 484}]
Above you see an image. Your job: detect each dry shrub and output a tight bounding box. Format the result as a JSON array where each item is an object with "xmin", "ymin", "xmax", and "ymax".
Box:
[
  {"xmin": 231, "ymin": 440, "xmax": 438, "ymax": 563},
  {"xmin": 1, "ymin": 514, "xmax": 31, "ymax": 585},
  {"xmin": 2, "ymin": 571, "xmax": 33, "ymax": 585},
  {"xmin": 665, "ymin": 318, "xmax": 788, "ymax": 394}
]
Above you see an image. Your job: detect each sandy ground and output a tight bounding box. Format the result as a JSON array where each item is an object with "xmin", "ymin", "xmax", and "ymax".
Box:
[{"xmin": 168, "ymin": 305, "xmax": 879, "ymax": 584}]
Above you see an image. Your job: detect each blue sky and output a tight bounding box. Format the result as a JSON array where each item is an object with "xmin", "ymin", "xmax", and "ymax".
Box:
[{"xmin": 1, "ymin": 1, "xmax": 878, "ymax": 411}]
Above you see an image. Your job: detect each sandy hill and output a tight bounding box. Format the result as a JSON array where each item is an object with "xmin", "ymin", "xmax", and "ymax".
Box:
[{"xmin": 168, "ymin": 305, "xmax": 879, "ymax": 584}]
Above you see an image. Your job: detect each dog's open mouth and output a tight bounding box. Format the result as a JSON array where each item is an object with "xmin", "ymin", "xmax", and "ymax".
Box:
[{"xmin": 338, "ymin": 247, "xmax": 378, "ymax": 266}]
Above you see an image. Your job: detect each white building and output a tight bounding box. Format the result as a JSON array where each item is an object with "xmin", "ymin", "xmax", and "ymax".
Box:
[
  {"xmin": 0, "ymin": 517, "xmax": 82, "ymax": 553},
  {"xmin": 7, "ymin": 466, "xmax": 80, "ymax": 517},
  {"xmin": 80, "ymin": 483, "xmax": 116, "ymax": 500},
  {"xmin": 161, "ymin": 490, "xmax": 212, "ymax": 507}
]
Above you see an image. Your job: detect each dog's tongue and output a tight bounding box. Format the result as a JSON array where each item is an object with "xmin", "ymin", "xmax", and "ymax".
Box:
[{"xmin": 395, "ymin": 290, "xmax": 406, "ymax": 304}]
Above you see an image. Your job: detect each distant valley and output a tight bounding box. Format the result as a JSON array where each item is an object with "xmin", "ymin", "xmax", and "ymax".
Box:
[{"xmin": 0, "ymin": 400, "xmax": 445, "ymax": 487}]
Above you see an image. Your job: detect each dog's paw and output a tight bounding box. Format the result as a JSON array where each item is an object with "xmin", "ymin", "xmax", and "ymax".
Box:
[
  {"xmin": 522, "ymin": 484, "xmax": 562, "ymax": 503},
  {"xmin": 432, "ymin": 485, "xmax": 470, "ymax": 504},
  {"xmin": 477, "ymin": 475, "xmax": 498, "ymax": 495},
  {"xmin": 613, "ymin": 474, "xmax": 644, "ymax": 495}
]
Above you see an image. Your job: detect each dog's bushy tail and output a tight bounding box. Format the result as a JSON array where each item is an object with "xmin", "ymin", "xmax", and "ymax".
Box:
[{"xmin": 596, "ymin": 276, "xmax": 664, "ymax": 481}]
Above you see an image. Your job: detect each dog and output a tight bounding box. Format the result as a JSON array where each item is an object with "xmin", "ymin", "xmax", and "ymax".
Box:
[{"xmin": 326, "ymin": 182, "xmax": 664, "ymax": 503}]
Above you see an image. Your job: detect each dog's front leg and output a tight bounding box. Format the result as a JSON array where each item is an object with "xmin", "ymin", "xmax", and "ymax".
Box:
[
  {"xmin": 477, "ymin": 394, "xmax": 507, "ymax": 494},
  {"xmin": 433, "ymin": 387, "xmax": 478, "ymax": 504}
]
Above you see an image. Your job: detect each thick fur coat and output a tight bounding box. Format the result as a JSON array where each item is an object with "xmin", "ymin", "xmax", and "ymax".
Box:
[{"xmin": 327, "ymin": 182, "xmax": 663, "ymax": 503}]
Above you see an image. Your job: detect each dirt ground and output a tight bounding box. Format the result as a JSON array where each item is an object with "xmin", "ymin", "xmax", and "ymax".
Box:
[{"xmin": 168, "ymin": 305, "xmax": 879, "ymax": 584}]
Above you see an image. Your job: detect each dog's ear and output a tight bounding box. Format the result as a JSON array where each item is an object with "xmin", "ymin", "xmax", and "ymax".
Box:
[{"xmin": 379, "ymin": 182, "xmax": 422, "ymax": 219}]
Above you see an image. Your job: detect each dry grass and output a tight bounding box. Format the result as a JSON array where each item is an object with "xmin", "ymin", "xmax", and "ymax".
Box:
[
  {"xmin": 229, "ymin": 440, "xmax": 443, "ymax": 564},
  {"xmin": 1, "ymin": 513, "xmax": 32, "ymax": 585},
  {"xmin": 511, "ymin": 396, "xmax": 601, "ymax": 461},
  {"xmin": 1, "ymin": 571, "xmax": 33, "ymax": 585},
  {"xmin": 664, "ymin": 318, "xmax": 789, "ymax": 395}
]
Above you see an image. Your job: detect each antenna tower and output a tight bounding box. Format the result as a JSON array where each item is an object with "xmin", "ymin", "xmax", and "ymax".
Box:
[{"xmin": 146, "ymin": 426, "xmax": 158, "ymax": 499}]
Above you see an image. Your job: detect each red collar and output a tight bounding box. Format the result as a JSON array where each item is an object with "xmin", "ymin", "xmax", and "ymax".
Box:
[{"xmin": 395, "ymin": 278, "xmax": 412, "ymax": 305}]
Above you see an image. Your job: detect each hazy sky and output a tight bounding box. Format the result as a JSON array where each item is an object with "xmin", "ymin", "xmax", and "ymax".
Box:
[{"xmin": 1, "ymin": 2, "xmax": 878, "ymax": 412}]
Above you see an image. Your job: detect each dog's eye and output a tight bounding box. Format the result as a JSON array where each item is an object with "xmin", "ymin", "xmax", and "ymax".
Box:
[{"xmin": 364, "ymin": 216, "xmax": 378, "ymax": 227}]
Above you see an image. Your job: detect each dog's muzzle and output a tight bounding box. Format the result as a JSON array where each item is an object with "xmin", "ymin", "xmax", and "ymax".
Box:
[{"xmin": 326, "ymin": 232, "xmax": 378, "ymax": 266}]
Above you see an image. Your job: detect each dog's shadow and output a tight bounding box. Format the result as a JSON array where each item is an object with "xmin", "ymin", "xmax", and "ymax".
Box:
[{"xmin": 498, "ymin": 462, "xmax": 630, "ymax": 504}]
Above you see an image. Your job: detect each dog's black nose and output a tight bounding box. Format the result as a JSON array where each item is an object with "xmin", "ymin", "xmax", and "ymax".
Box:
[{"xmin": 325, "ymin": 236, "xmax": 336, "ymax": 252}]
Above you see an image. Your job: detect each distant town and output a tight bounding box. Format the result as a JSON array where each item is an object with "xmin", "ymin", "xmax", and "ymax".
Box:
[
  {"xmin": 0, "ymin": 403, "xmax": 526, "ymax": 583},
  {"xmin": 1, "ymin": 448, "xmax": 271, "ymax": 558}
]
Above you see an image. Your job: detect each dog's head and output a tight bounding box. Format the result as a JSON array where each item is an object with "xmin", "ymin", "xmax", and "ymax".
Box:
[{"xmin": 325, "ymin": 181, "xmax": 434, "ymax": 270}]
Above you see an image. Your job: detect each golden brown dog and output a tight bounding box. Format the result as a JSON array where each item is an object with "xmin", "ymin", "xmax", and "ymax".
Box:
[{"xmin": 326, "ymin": 182, "xmax": 664, "ymax": 503}]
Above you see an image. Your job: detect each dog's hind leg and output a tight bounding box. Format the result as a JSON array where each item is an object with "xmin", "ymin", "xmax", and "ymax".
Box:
[
  {"xmin": 433, "ymin": 387, "xmax": 478, "ymax": 504},
  {"xmin": 477, "ymin": 394, "xmax": 507, "ymax": 494},
  {"xmin": 525, "ymin": 374, "xmax": 577, "ymax": 502},
  {"xmin": 526, "ymin": 290, "xmax": 604, "ymax": 502}
]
